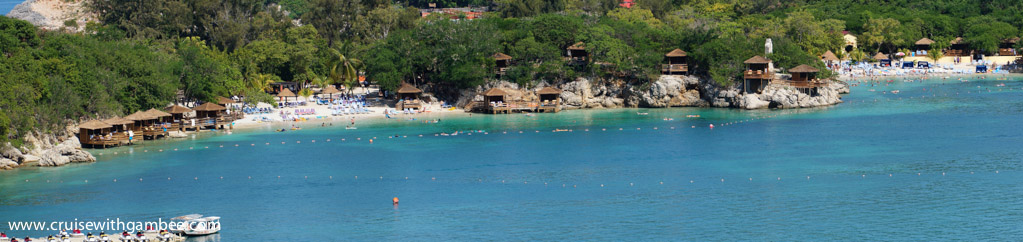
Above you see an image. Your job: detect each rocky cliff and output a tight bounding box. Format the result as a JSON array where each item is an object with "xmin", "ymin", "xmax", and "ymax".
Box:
[
  {"xmin": 460, "ymin": 74, "xmax": 846, "ymax": 111},
  {"xmin": 6, "ymin": 0, "xmax": 95, "ymax": 31}
]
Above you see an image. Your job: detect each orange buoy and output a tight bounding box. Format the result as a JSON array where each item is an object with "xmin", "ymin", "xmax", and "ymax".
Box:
[{"xmin": 393, "ymin": 197, "xmax": 399, "ymax": 205}]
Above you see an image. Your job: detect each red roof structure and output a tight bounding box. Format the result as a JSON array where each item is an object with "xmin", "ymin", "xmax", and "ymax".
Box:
[{"xmin": 619, "ymin": 0, "xmax": 634, "ymax": 8}]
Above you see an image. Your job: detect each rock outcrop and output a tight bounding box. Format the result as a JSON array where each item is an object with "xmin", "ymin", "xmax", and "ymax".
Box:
[
  {"xmin": 459, "ymin": 74, "xmax": 847, "ymax": 111},
  {"xmin": 6, "ymin": 0, "xmax": 96, "ymax": 31},
  {"xmin": 38, "ymin": 136, "xmax": 95, "ymax": 166}
]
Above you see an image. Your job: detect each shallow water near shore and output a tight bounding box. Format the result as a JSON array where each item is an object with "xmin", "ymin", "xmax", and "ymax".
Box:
[{"xmin": 2, "ymin": 75, "xmax": 1022, "ymax": 240}]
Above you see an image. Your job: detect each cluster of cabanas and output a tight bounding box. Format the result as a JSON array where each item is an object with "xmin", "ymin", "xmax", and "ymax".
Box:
[{"xmin": 79, "ymin": 101, "xmax": 234, "ymax": 149}]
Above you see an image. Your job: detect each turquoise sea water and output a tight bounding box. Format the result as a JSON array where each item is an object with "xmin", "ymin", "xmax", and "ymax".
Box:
[{"xmin": 2, "ymin": 75, "xmax": 1022, "ymax": 240}]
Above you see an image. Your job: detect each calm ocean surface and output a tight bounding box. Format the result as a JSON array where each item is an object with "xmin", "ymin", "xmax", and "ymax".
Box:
[
  {"xmin": 2, "ymin": 0, "xmax": 22, "ymax": 16},
  {"xmin": 2, "ymin": 75, "xmax": 1022, "ymax": 241}
]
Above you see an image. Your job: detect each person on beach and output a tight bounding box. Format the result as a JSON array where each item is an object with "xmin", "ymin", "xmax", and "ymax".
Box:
[{"xmin": 1, "ymin": 232, "xmax": 7, "ymax": 239}]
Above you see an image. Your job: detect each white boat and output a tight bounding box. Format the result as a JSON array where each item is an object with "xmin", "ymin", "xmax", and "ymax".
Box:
[
  {"xmin": 169, "ymin": 214, "xmax": 203, "ymax": 234},
  {"xmin": 182, "ymin": 216, "xmax": 221, "ymax": 236}
]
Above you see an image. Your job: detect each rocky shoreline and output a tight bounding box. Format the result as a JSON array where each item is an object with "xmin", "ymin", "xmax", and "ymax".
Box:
[
  {"xmin": 458, "ymin": 75, "xmax": 847, "ymax": 110},
  {"xmin": 1, "ymin": 126, "xmax": 96, "ymax": 170}
]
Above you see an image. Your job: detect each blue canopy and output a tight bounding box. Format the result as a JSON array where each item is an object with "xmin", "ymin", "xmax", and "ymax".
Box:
[
  {"xmin": 976, "ymin": 65, "xmax": 987, "ymax": 73},
  {"xmin": 902, "ymin": 61, "xmax": 914, "ymax": 68},
  {"xmin": 917, "ymin": 61, "xmax": 930, "ymax": 68}
]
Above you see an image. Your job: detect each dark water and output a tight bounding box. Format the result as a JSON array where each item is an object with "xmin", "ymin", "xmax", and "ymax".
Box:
[{"xmin": 1, "ymin": 75, "xmax": 1022, "ymax": 240}]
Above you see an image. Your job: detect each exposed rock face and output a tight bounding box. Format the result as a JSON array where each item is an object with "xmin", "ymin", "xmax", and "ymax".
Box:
[
  {"xmin": 630, "ymin": 75, "xmax": 708, "ymax": 108},
  {"xmin": 732, "ymin": 81, "xmax": 845, "ymax": 109},
  {"xmin": 6, "ymin": 0, "xmax": 96, "ymax": 31},
  {"xmin": 459, "ymin": 74, "xmax": 847, "ymax": 111},
  {"xmin": 38, "ymin": 136, "xmax": 95, "ymax": 167}
]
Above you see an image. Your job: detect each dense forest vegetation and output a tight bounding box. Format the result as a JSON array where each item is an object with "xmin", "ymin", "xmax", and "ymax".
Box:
[{"xmin": 3, "ymin": 0, "xmax": 1023, "ymax": 145}]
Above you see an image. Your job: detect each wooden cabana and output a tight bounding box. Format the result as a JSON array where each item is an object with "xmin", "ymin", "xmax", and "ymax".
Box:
[
  {"xmin": 194, "ymin": 102, "xmax": 228, "ymax": 129},
  {"xmin": 536, "ymin": 87, "xmax": 561, "ymax": 113},
  {"xmin": 915, "ymin": 38, "xmax": 935, "ymax": 51},
  {"xmin": 873, "ymin": 52, "xmax": 891, "ymax": 67},
  {"xmin": 124, "ymin": 111, "xmax": 153, "ymax": 135},
  {"xmin": 821, "ymin": 50, "xmax": 840, "ymax": 68},
  {"xmin": 396, "ymin": 83, "xmax": 423, "ymax": 110},
  {"xmin": 217, "ymin": 96, "xmax": 237, "ymax": 106},
  {"xmin": 788, "ymin": 64, "xmax": 823, "ymax": 96},
  {"xmin": 493, "ymin": 53, "xmax": 512, "ymax": 76},
  {"xmin": 146, "ymin": 108, "xmax": 172, "ymax": 123},
  {"xmin": 948, "ymin": 37, "xmax": 968, "ymax": 56},
  {"xmin": 743, "ymin": 56, "xmax": 773, "ymax": 94},
  {"xmin": 79, "ymin": 120, "xmax": 117, "ymax": 148},
  {"xmin": 165, "ymin": 105, "xmax": 192, "ymax": 122},
  {"xmin": 999, "ymin": 37, "xmax": 1019, "ymax": 56},
  {"xmin": 102, "ymin": 117, "xmax": 135, "ymax": 145},
  {"xmin": 567, "ymin": 42, "xmax": 588, "ymax": 65},
  {"xmin": 662, "ymin": 49, "xmax": 689, "ymax": 75}
]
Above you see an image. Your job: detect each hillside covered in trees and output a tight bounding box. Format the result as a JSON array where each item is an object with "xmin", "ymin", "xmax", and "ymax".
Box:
[{"xmin": 3, "ymin": 0, "xmax": 1023, "ymax": 145}]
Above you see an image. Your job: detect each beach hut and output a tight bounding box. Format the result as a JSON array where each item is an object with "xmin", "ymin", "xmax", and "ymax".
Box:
[
  {"xmin": 493, "ymin": 53, "xmax": 512, "ymax": 76},
  {"xmin": 277, "ymin": 88, "xmax": 297, "ymax": 103},
  {"xmin": 194, "ymin": 102, "xmax": 227, "ymax": 129},
  {"xmin": 537, "ymin": 87, "xmax": 561, "ymax": 113},
  {"xmin": 948, "ymin": 37, "xmax": 968, "ymax": 56},
  {"xmin": 743, "ymin": 56, "xmax": 773, "ymax": 94},
  {"xmin": 396, "ymin": 84, "xmax": 424, "ymax": 110},
  {"xmin": 662, "ymin": 49, "xmax": 689, "ymax": 75},
  {"xmin": 165, "ymin": 105, "xmax": 192, "ymax": 122},
  {"xmin": 567, "ymin": 42, "xmax": 588, "ymax": 65},
  {"xmin": 999, "ymin": 37, "xmax": 1019, "ymax": 56},
  {"xmin": 821, "ymin": 50, "xmax": 840, "ymax": 68},
  {"xmin": 788, "ymin": 64, "xmax": 822, "ymax": 96},
  {"xmin": 873, "ymin": 53, "xmax": 891, "ymax": 67},
  {"xmin": 217, "ymin": 97, "xmax": 237, "ymax": 108},
  {"xmin": 79, "ymin": 120, "xmax": 116, "ymax": 148},
  {"xmin": 103, "ymin": 117, "xmax": 135, "ymax": 145},
  {"xmin": 146, "ymin": 108, "xmax": 173, "ymax": 124},
  {"xmin": 915, "ymin": 38, "xmax": 935, "ymax": 51},
  {"xmin": 194, "ymin": 103, "xmax": 227, "ymax": 119}
]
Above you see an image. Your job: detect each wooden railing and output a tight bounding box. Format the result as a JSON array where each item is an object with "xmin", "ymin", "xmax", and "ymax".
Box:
[
  {"xmin": 743, "ymin": 70, "xmax": 772, "ymax": 80},
  {"xmin": 661, "ymin": 64, "xmax": 688, "ymax": 73},
  {"xmin": 999, "ymin": 48, "xmax": 1017, "ymax": 56}
]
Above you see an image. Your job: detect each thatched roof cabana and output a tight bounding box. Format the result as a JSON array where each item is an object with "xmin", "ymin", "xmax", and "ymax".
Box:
[
  {"xmin": 785, "ymin": 64, "xmax": 818, "ymax": 73},
  {"xmin": 193, "ymin": 102, "xmax": 227, "ymax": 112},
  {"xmin": 397, "ymin": 83, "xmax": 423, "ymax": 100},
  {"xmin": 194, "ymin": 102, "xmax": 227, "ymax": 119},
  {"xmin": 567, "ymin": 42, "xmax": 586, "ymax": 50},
  {"xmin": 915, "ymin": 38, "xmax": 935, "ymax": 46},
  {"xmin": 124, "ymin": 111, "xmax": 153, "ymax": 121},
  {"xmin": 277, "ymin": 88, "xmax": 296, "ymax": 97},
  {"xmin": 665, "ymin": 49, "xmax": 687, "ymax": 57},
  {"xmin": 79, "ymin": 120, "xmax": 113, "ymax": 130},
  {"xmin": 492, "ymin": 53, "xmax": 512, "ymax": 61},
  {"xmin": 873, "ymin": 52, "xmax": 889, "ymax": 60},
  {"xmin": 482, "ymin": 88, "xmax": 509, "ymax": 103},
  {"xmin": 145, "ymin": 108, "xmax": 172, "ymax": 118},
  {"xmin": 103, "ymin": 117, "xmax": 134, "ymax": 126},
  {"xmin": 217, "ymin": 97, "xmax": 236, "ymax": 105},
  {"xmin": 537, "ymin": 87, "xmax": 561, "ymax": 95},
  {"xmin": 822, "ymin": 51, "xmax": 840, "ymax": 61},
  {"xmin": 165, "ymin": 105, "xmax": 192, "ymax": 114},
  {"xmin": 744, "ymin": 56, "xmax": 772, "ymax": 64}
]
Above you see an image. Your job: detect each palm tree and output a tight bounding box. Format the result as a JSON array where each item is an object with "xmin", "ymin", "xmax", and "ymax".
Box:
[
  {"xmin": 250, "ymin": 73, "xmax": 278, "ymax": 92},
  {"xmin": 328, "ymin": 48, "xmax": 362, "ymax": 95}
]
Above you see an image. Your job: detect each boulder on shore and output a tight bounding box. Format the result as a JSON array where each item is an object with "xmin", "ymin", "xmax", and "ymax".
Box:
[{"xmin": 37, "ymin": 137, "xmax": 95, "ymax": 167}]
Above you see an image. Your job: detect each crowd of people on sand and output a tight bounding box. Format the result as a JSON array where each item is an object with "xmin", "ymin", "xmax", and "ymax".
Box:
[
  {"xmin": 1, "ymin": 229, "xmax": 176, "ymax": 242},
  {"xmin": 831, "ymin": 57, "xmax": 1014, "ymax": 79}
]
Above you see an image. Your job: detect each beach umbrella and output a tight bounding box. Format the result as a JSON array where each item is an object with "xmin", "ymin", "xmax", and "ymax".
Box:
[{"xmin": 277, "ymin": 88, "xmax": 297, "ymax": 103}]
